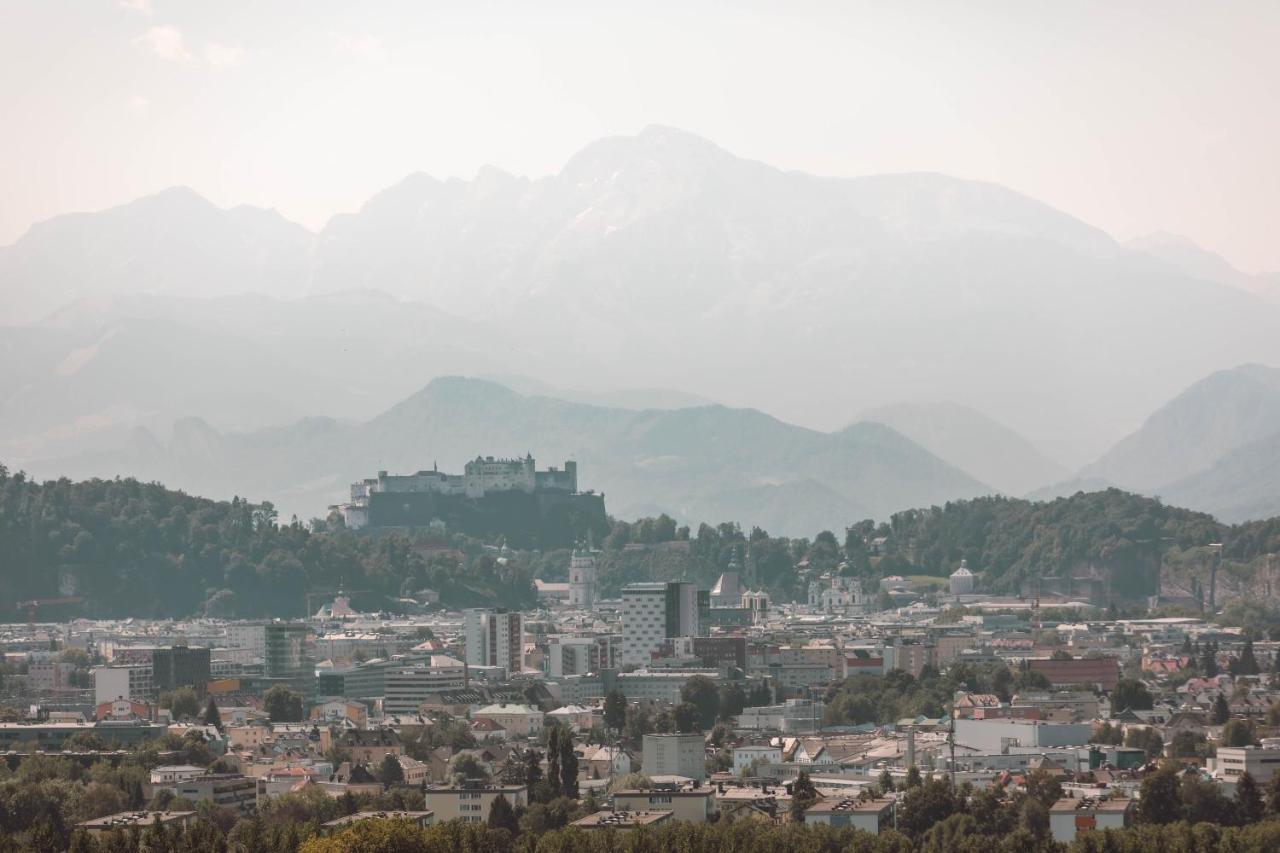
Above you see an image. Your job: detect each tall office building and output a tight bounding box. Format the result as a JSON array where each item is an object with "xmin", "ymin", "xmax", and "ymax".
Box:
[
  {"xmin": 152, "ymin": 646, "xmax": 212, "ymax": 694},
  {"xmin": 264, "ymin": 623, "xmax": 315, "ymax": 697},
  {"xmin": 464, "ymin": 609, "xmax": 524, "ymax": 674},
  {"xmin": 620, "ymin": 582, "xmax": 702, "ymax": 666}
]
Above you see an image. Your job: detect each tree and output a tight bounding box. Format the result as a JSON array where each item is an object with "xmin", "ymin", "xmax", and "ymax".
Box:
[
  {"xmin": 681, "ymin": 675, "xmax": 719, "ymax": 730},
  {"xmin": 905, "ymin": 765, "xmax": 922, "ymax": 788},
  {"xmin": 487, "ymin": 794, "xmax": 519, "ymax": 834},
  {"xmin": 1112, "ymin": 678, "xmax": 1154, "ymax": 712},
  {"xmin": 202, "ymin": 696, "xmax": 222, "ymax": 729},
  {"xmin": 898, "ymin": 777, "xmax": 958, "ymax": 838},
  {"xmin": 379, "ymin": 754, "xmax": 404, "ymax": 787},
  {"xmin": 449, "ymin": 753, "xmax": 487, "ymax": 785},
  {"xmin": 603, "ymin": 691, "xmax": 627, "ymax": 732},
  {"xmin": 1213, "ymin": 694, "xmax": 1231, "ymax": 725},
  {"xmin": 1237, "ymin": 771, "xmax": 1264, "ymax": 824},
  {"xmin": 1182, "ymin": 773, "xmax": 1236, "ymax": 825},
  {"xmin": 789, "ymin": 771, "xmax": 818, "ymax": 821},
  {"xmin": 264, "ymin": 685, "xmax": 304, "ymax": 722},
  {"xmin": 1238, "ymin": 638, "xmax": 1261, "ymax": 675},
  {"xmin": 673, "ymin": 703, "xmax": 700, "ymax": 733},
  {"xmin": 1222, "ymin": 719, "xmax": 1255, "ymax": 747},
  {"xmin": 1202, "ymin": 645, "xmax": 1220, "ymax": 677},
  {"xmin": 545, "ymin": 727, "xmax": 563, "ymax": 799},
  {"xmin": 62, "ymin": 731, "xmax": 108, "ymax": 752},
  {"xmin": 1137, "ymin": 764, "xmax": 1182, "ymax": 824},
  {"xmin": 992, "ymin": 667, "xmax": 1014, "ymax": 702},
  {"xmin": 1268, "ymin": 769, "xmax": 1280, "ymax": 817},
  {"xmin": 1125, "ymin": 727, "xmax": 1164, "ymax": 760},
  {"xmin": 162, "ymin": 687, "xmax": 200, "ymax": 720},
  {"xmin": 717, "ymin": 682, "xmax": 746, "ymax": 720},
  {"xmin": 747, "ymin": 681, "xmax": 773, "ymax": 707},
  {"xmin": 559, "ymin": 731, "xmax": 579, "ymax": 800}
]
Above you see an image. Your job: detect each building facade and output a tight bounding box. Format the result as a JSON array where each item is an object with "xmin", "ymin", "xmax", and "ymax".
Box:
[
  {"xmin": 621, "ymin": 582, "xmax": 702, "ymax": 666},
  {"xmin": 568, "ymin": 549, "xmax": 598, "ymax": 608},
  {"xmin": 641, "ymin": 733, "xmax": 705, "ymax": 781},
  {"xmin": 464, "ymin": 609, "xmax": 524, "ymax": 674}
]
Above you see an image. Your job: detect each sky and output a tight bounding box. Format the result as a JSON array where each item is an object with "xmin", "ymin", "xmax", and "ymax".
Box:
[{"xmin": 2, "ymin": 1, "xmax": 1277, "ymax": 272}]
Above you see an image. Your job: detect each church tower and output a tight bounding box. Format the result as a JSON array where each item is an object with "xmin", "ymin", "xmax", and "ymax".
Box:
[{"xmin": 568, "ymin": 546, "xmax": 597, "ymax": 608}]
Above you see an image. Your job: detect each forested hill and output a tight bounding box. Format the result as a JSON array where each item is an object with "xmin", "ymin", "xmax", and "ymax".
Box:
[
  {"xmin": 873, "ymin": 490, "xmax": 1226, "ymax": 597},
  {"xmin": 5, "ymin": 464, "xmax": 1279, "ymax": 619},
  {"xmin": 0, "ymin": 466, "xmax": 538, "ymax": 618}
]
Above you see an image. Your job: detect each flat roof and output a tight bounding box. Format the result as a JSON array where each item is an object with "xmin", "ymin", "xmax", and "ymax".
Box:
[
  {"xmin": 806, "ymin": 797, "xmax": 893, "ymax": 814},
  {"xmin": 1050, "ymin": 797, "xmax": 1132, "ymax": 813},
  {"xmin": 79, "ymin": 811, "xmax": 196, "ymax": 829},
  {"xmin": 573, "ymin": 810, "xmax": 672, "ymax": 828},
  {"xmin": 322, "ymin": 811, "xmax": 433, "ymax": 827}
]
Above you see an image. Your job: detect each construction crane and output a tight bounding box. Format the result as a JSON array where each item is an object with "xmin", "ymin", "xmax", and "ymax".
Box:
[{"xmin": 16, "ymin": 596, "xmax": 84, "ymax": 628}]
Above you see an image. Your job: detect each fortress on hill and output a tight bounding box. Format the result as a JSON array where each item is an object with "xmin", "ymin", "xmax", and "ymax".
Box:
[{"xmin": 336, "ymin": 455, "xmax": 604, "ymax": 543}]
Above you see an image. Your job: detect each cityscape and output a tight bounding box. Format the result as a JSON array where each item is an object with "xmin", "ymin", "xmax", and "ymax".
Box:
[{"xmin": 3, "ymin": 3, "xmax": 1280, "ymax": 852}]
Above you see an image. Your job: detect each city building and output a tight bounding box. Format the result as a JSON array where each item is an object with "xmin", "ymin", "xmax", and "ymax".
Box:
[
  {"xmin": 546, "ymin": 635, "xmax": 613, "ymax": 677},
  {"xmin": 168, "ymin": 775, "xmax": 257, "ymax": 811},
  {"xmin": 471, "ymin": 703, "xmax": 544, "ymax": 738},
  {"xmin": 465, "ymin": 609, "xmax": 524, "ymax": 674},
  {"xmin": 383, "ymin": 658, "xmax": 467, "ymax": 715},
  {"xmin": 423, "ymin": 785, "xmax": 528, "ymax": 824},
  {"xmin": 1048, "ymin": 797, "xmax": 1135, "ymax": 842},
  {"xmin": 621, "ymin": 582, "xmax": 702, "ymax": 666},
  {"xmin": 949, "ymin": 560, "xmax": 976, "ymax": 596},
  {"xmin": 79, "ymin": 812, "xmax": 196, "ymax": 836},
  {"xmin": 337, "ymin": 455, "xmax": 587, "ymax": 529},
  {"xmin": 1211, "ymin": 745, "xmax": 1280, "ymax": 785},
  {"xmin": 151, "ymin": 645, "xmax": 211, "ymax": 694},
  {"xmin": 568, "ymin": 548, "xmax": 598, "ymax": 608},
  {"xmin": 264, "ymin": 623, "xmax": 315, "ymax": 697},
  {"xmin": 803, "ymin": 798, "xmax": 894, "ymax": 832},
  {"xmin": 321, "ymin": 811, "xmax": 435, "ymax": 832},
  {"xmin": 93, "ymin": 665, "xmax": 154, "ymax": 704},
  {"xmin": 572, "ymin": 811, "xmax": 672, "ymax": 831},
  {"xmin": 613, "ymin": 787, "xmax": 715, "ymax": 822},
  {"xmin": 641, "ymin": 733, "xmax": 705, "ymax": 781},
  {"xmin": 1027, "ymin": 657, "xmax": 1120, "ymax": 691}
]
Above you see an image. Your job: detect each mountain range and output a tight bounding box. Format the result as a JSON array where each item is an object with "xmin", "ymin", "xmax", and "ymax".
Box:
[
  {"xmin": 4, "ymin": 125, "xmax": 1280, "ymax": 525},
  {"xmin": 23, "ymin": 376, "xmax": 993, "ymax": 536}
]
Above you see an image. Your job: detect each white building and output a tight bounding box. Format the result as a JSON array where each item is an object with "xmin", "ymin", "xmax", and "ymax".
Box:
[
  {"xmin": 464, "ymin": 609, "xmax": 524, "ymax": 674},
  {"xmin": 568, "ymin": 549, "xmax": 598, "ymax": 608},
  {"xmin": 732, "ymin": 745, "xmax": 782, "ymax": 773},
  {"xmin": 621, "ymin": 582, "xmax": 701, "ymax": 666},
  {"xmin": 337, "ymin": 456, "xmax": 578, "ymax": 529},
  {"xmin": 94, "ymin": 665, "xmax": 154, "ymax": 704},
  {"xmin": 642, "ymin": 733, "xmax": 705, "ymax": 781},
  {"xmin": 1049, "ymin": 797, "xmax": 1133, "ymax": 842},
  {"xmin": 547, "ymin": 636, "xmax": 611, "ymax": 678},
  {"xmin": 226, "ymin": 624, "xmax": 266, "ymax": 660},
  {"xmin": 954, "ymin": 719, "xmax": 1093, "ymax": 753},
  {"xmin": 950, "ymin": 560, "xmax": 976, "ymax": 596},
  {"xmin": 1211, "ymin": 745, "xmax": 1280, "ymax": 785},
  {"xmin": 383, "ymin": 657, "xmax": 468, "ymax": 715}
]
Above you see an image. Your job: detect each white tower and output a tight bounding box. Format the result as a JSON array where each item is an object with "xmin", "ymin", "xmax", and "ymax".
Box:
[
  {"xmin": 568, "ymin": 548, "xmax": 597, "ymax": 608},
  {"xmin": 949, "ymin": 559, "xmax": 975, "ymax": 596}
]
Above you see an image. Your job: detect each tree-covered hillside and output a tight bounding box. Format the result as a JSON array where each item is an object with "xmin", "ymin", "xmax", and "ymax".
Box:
[
  {"xmin": 874, "ymin": 489, "xmax": 1225, "ymax": 597},
  {"xmin": 7, "ymin": 463, "xmax": 1280, "ymax": 619},
  {"xmin": 0, "ymin": 466, "xmax": 537, "ymax": 618}
]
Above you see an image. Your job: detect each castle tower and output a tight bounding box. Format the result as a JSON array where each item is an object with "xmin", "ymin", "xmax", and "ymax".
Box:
[{"xmin": 568, "ymin": 547, "xmax": 598, "ymax": 608}]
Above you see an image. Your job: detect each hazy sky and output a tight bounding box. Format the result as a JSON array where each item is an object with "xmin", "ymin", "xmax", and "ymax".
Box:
[{"xmin": 3, "ymin": 1, "xmax": 1277, "ymax": 272}]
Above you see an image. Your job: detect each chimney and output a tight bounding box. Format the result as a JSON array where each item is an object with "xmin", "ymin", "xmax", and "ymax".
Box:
[{"xmin": 906, "ymin": 726, "xmax": 916, "ymax": 769}]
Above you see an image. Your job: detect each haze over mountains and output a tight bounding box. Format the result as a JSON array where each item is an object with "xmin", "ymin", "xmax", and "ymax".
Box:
[
  {"xmin": 4, "ymin": 126, "xmax": 1280, "ymax": 528},
  {"xmin": 27, "ymin": 376, "xmax": 991, "ymax": 536}
]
